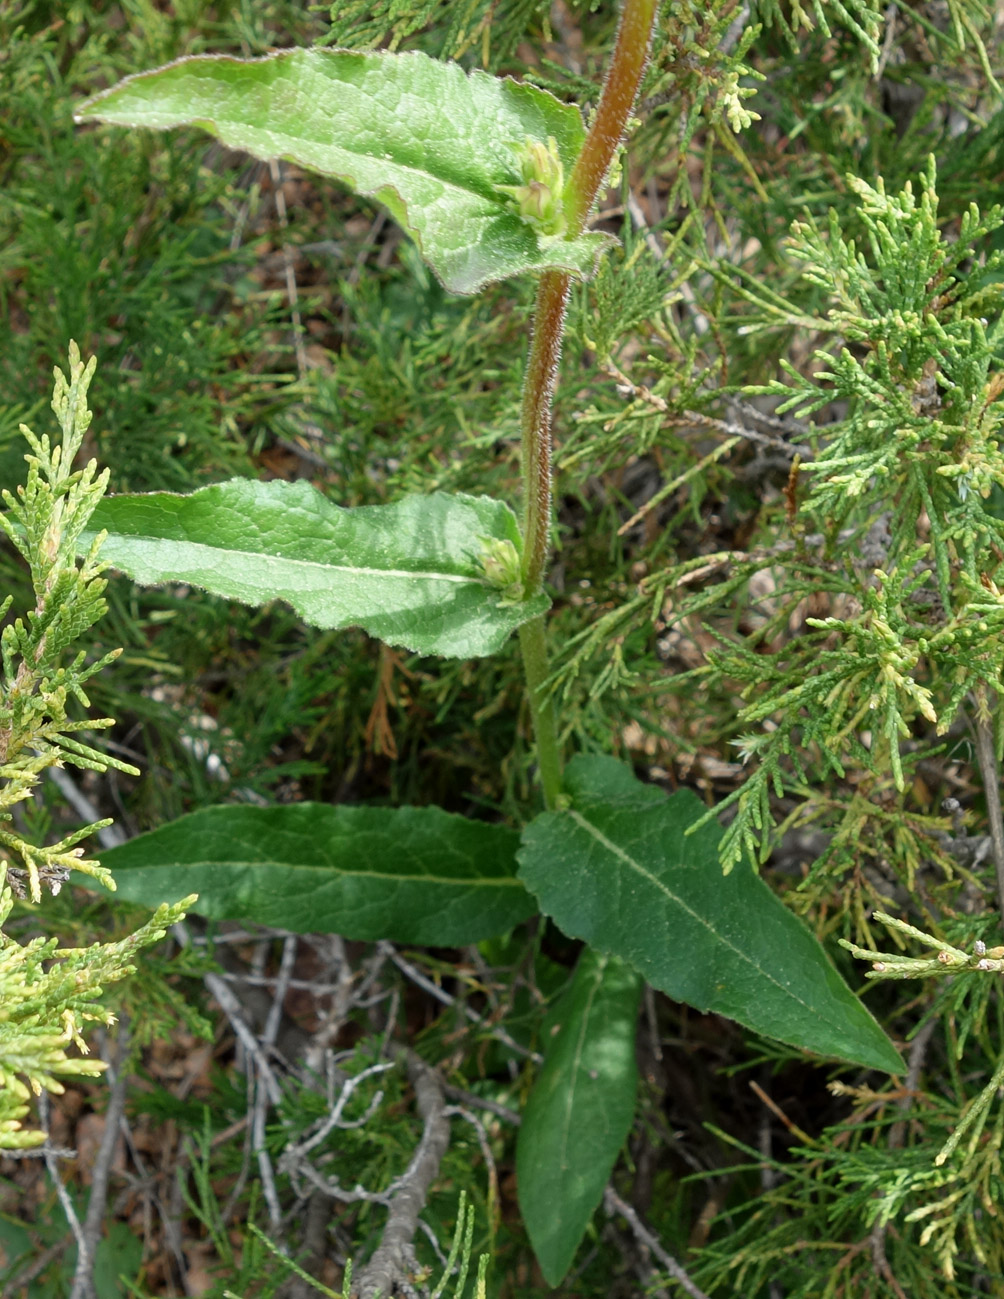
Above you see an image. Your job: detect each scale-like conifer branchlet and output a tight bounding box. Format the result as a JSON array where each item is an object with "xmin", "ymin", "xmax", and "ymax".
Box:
[
  {"xmin": 0, "ymin": 344, "xmax": 195, "ymax": 1148},
  {"xmin": 678, "ymin": 161, "xmax": 1004, "ymax": 1279},
  {"xmin": 0, "ymin": 342, "xmax": 138, "ymax": 902},
  {"xmin": 0, "ymin": 879, "xmax": 193, "ymax": 1149},
  {"xmin": 698, "ymin": 159, "xmax": 1004, "ymax": 877}
]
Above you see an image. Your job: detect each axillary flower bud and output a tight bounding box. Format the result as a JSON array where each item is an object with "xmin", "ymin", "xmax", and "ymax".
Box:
[
  {"xmin": 477, "ymin": 536, "xmax": 525, "ymax": 606},
  {"xmin": 496, "ymin": 136, "xmax": 567, "ymax": 238}
]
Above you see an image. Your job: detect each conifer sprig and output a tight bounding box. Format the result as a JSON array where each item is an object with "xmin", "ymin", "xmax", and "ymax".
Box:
[
  {"xmin": 0, "ymin": 342, "xmax": 139, "ymax": 903},
  {"xmin": 0, "ymin": 878, "xmax": 192, "ymax": 1149},
  {"xmin": 0, "ymin": 344, "xmax": 196, "ymax": 1148},
  {"xmin": 700, "ymin": 161, "xmax": 1004, "ymax": 877}
]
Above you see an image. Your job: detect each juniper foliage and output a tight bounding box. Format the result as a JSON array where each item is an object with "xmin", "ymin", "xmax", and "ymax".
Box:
[
  {"xmin": 691, "ymin": 160, "xmax": 1004, "ymax": 882},
  {"xmin": 0, "ymin": 345, "xmax": 192, "ymax": 1148}
]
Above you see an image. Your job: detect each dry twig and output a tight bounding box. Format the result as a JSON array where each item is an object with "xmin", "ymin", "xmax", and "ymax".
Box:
[
  {"xmin": 380, "ymin": 942, "xmax": 542, "ymax": 1065},
  {"xmin": 970, "ymin": 692, "xmax": 1004, "ymax": 932},
  {"xmin": 354, "ymin": 1051, "xmax": 452, "ymax": 1299},
  {"xmin": 867, "ymin": 1018, "xmax": 937, "ymax": 1299},
  {"xmin": 68, "ymin": 1017, "xmax": 132, "ymax": 1299},
  {"xmin": 604, "ymin": 1186, "xmax": 712, "ymax": 1299}
]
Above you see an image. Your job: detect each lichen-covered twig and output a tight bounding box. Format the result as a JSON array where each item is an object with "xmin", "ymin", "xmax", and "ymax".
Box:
[
  {"xmin": 354, "ymin": 1051, "xmax": 452, "ymax": 1299},
  {"xmin": 69, "ymin": 1016, "xmax": 132, "ymax": 1299},
  {"xmin": 604, "ymin": 1187, "xmax": 711, "ymax": 1299}
]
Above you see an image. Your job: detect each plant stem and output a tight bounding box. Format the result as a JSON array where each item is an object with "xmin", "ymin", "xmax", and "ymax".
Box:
[
  {"xmin": 971, "ymin": 691, "xmax": 1004, "ymax": 934},
  {"xmin": 520, "ymin": 269, "xmax": 570, "ymax": 596},
  {"xmin": 518, "ymin": 0, "xmax": 660, "ymax": 803},
  {"xmin": 564, "ymin": 0, "xmax": 659, "ymax": 237},
  {"xmin": 519, "ymin": 616, "xmax": 563, "ymax": 808},
  {"xmin": 520, "ymin": 0, "xmax": 660, "ymax": 592}
]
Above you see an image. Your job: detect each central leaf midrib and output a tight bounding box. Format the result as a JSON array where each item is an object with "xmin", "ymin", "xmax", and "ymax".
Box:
[
  {"xmin": 126, "ymin": 859, "xmax": 526, "ymax": 887},
  {"xmin": 569, "ymin": 807, "xmax": 842, "ymax": 1030},
  {"xmin": 208, "ymin": 115, "xmax": 502, "ymax": 207},
  {"xmin": 557, "ymin": 961, "xmax": 604, "ymax": 1176},
  {"xmin": 95, "ymin": 533, "xmax": 483, "ymax": 586}
]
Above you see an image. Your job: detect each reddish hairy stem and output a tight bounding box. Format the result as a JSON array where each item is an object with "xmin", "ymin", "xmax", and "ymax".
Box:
[
  {"xmin": 565, "ymin": 0, "xmax": 659, "ymax": 236},
  {"xmin": 518, "ymin": 0, "xmax": 661, "ymax": 805},
  {"xmin": 520, "ymin": 270, "xmax": 570, "ymax": 593},
  {"xmin": 520, "ymin": 0, "xmax": 660, "ymax": 593}
]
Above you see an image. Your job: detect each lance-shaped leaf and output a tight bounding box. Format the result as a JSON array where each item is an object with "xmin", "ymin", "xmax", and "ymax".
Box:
[
  {"xmin": 80, "ymin": 480, "xmax": 549, "ymax": 658},
  {"xmin": 518, "ymin": 756, "xmax": 903, "ymax": 1075},
  {"xmin": 517, "ymin": 949, "xmax": 641, "ymax": 1287},
  {"xmin": 84, "ymin": 803, "xmax": 534, "ymax": 945},
  {"xmin": 76, "ymin": 48, "xmax": 616, "ymax": 294}
]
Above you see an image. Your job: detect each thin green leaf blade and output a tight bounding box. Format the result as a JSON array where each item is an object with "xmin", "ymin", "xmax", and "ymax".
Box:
[
  {"xmin": 517, "ymin": 756, "xmax": 903, "ymax": 1074},
  {"xmin": 87, "ymin": 804, "xmax": 534, "ymax": 945},
  {"xmin": 81, "ymin": 480, "xmax": 548, "ymax": 658},
  {"xmin": 76, "ymin": 49, "xmax": 615, "ymax": 294},
  {"xmin": 516, "ymin": 949, "xmax": 641, "ymax": 1287}
]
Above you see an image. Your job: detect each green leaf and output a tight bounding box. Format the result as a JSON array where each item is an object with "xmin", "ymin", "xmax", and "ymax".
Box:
[
  {"xmin": 76, "ymin": 48, "xmax": 616, "ymax": 294},
  {"xmin": 81, "ymin": 480, "xmax": 549, "ymax": 658},
  {"xmin": 86, "ymin": 803, "xmax": 535, "ymax": 945},
  {"xmin": 516, "ymin": 948, "xmax": 641, "ymax": 1287},
  {"xmin": 94, "ymin": 1220, "xmax": 144, "ymax": 1298},
  {"xmin": 517, "ymin": 756, "xmax": 903, "ymax": 1074}
]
